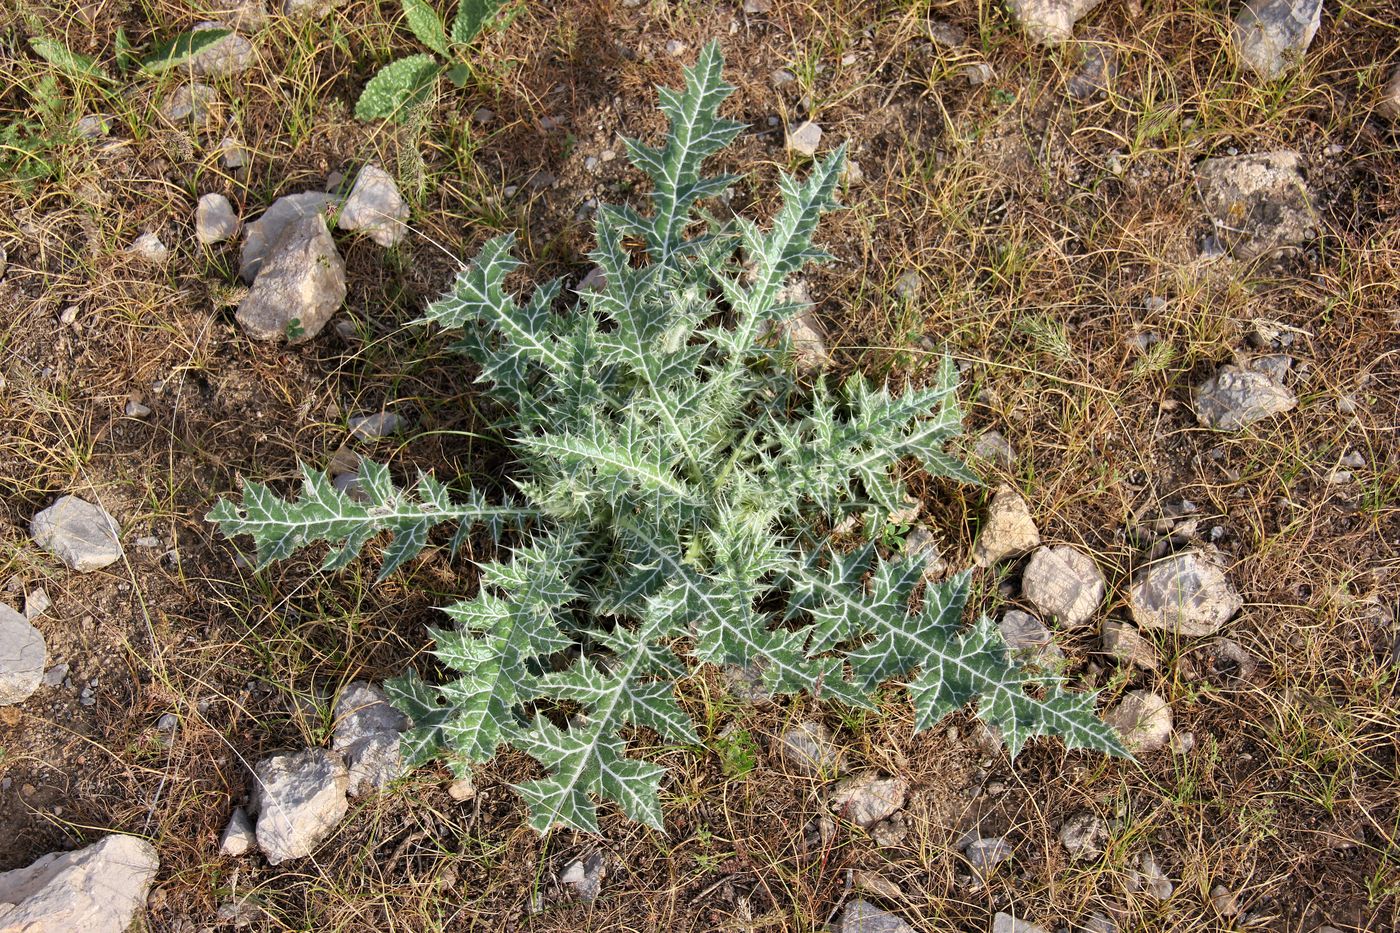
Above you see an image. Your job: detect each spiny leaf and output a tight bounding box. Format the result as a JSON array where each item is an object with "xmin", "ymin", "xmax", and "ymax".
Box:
[
  {"xmin": 354, "ymin": 53, "xmax": 442, "ymax": 122},
  {"xmin": 205, "ymin": 461, "xmax": 532, "ymax": 577},
  {"xmin": 384, "ymin": 668, "xmax": 456, "ymax": 766}
]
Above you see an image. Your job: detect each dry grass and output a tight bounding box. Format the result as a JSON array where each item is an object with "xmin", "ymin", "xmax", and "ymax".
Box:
[{"xmin": 0, "ymin": 0, "xmax": 1397, "ymax": 930}]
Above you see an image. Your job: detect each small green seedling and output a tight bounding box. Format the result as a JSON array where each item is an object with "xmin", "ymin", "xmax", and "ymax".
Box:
[{"xmin": 355, "ymin": 0, "xmax": 511, "ymax": 122}]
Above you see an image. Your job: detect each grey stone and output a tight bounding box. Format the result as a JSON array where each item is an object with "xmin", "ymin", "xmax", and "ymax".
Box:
[
  {"xmin": 1059, "ymin": 810, "xmax": 1108, "ymax": 860},
  {"xmin": 75, "ymin": 113, "xmax": 110, "ymax": 138},
  {"xmin": 1076, "ymin": 912, "xmax": 1119, "ymax": 933},
  {"xmin": 446, "ymin": 776, "xmax": 476, "ymax": 801},
  {"xmin": 832, "ymin": 772, "xmax": 908, "ymax": 827},
  {"xmin": 973, "ymin": 429, "xmax": 1016, "ymax": 467},
  {"xmin": 1382, "ymin": 65, "xmax": 1400, "ymax": 121},
  {"xmin": 577, "ymin": 266, "xmax": 607, "ymax": 291},
  {"xmin": 665, "ymin": 39, "xmax": 688, "ymax": 57},
  {"xmin": 348, "ymin": 411, "xmax": 403, "ymax": 440},
  {"xmin": 219, "ymin": 806, "xmax": 256, "ymax": 856},
  {"xmin": 974, "ymin": 484, "xmax": 1041, "ymax": 567},
  {"xmin": 1211, "ymin": 884, "xmax": 1241, "ymax": 916},
  {"xmin": 1105, "ymin": 690, "xmax": 1173, "ymax": 753},
  {"xmin": 903, "ymin": 527, "xmax": 948, "ymax": 581},
  {"xmin": 220, "ymin": 136, "xmax": 250, "ymax": 169},
  {"xmin": 742, "ymin": 0, "xmax": 772, "ymax": 12},
  {"xmin": 963, "ymin": 836, "xmax": 1014, "ymax": 872},
  {"xmin": 1129, "ymin": 550, "xmax": 1242, "ymax": 636},
  {"xmin": 1022, "ymin": 546, "xmax": 1105, "ymax": 627},
  {"xmin": 331, "ymin": 681, "xmax": 408, "ymax": 795},
  {"xmin": 1066, "ymin": 43, "xmax": 1117, "ymax": 99},
  {"xmin": 993, "ymin": 913, "xmax": 1049, "ymax": 933},
  {"xmin": 215, "ymin": 894, "xmax": 270, "ymax": 927},
  {"xmin": 1004, "ymin": 0, "xmax": 1103, "ymax": 43},
  {"xmin": 1231, "ymin": 0, "xmax": 1323, "ymax": 79},
  {"xmin": 836, "ymin": 900, "xmax": 914, "ymax": 933},
  {"xmin": 283, "ymin": 0, "xmax": 341, "ymax": 19},
  {"xmin": 999, "ymin": 610, "xmax": 1065, "ymax": 666},
  {"xmin": 126, "ymin": 231, "xmax": 169, "ymax": 264},
  {"xmin": 236, "ymin": 213, "xmax": 346, "ymax": 344},
  {"xmin": 1193, "ymin": 363, "xmax": 1296, "ymax": 429},
  {"xmin": 196, "ymin": 193, "xmax": 240, "ymax": 245},
  {"xmin": 962, "ymin": 62, "xmax": 996, "ymax": 85},
  {"xmin": 559, "ymin": 852, "xmax": 605, "ymax": 901},
  {"xmin": 332, "ymin": 472, "xmax": 366, "ymax": 501},
  {"xmin": 41, "ymin": 663, "xmax": 68, "ymax": 688},
  {"xmin": 0, "ymin": 834, "xmax": 159, "ymax": 933},
  {"xmin": 0, "ymin": 605, "xmax": 45, "ymax": 705},
  {"xmin": 239, "ymin": 191, "xmax": 339, "ymax": 282},
  {"xmin": 248, "ymin": 748, "xmax": 349, "ymax": 864},
  {"xmin": 722, "ymin": 662, "xmax": 773, "ymax": 706},
  {"xmin": 25, "ymin": 588, "xmax": 49, "ymax": 620},
  {"xmin": 787, "ymin": 121, "xmax": 823, "ymax": 157},
  {"xmin": 1100, "ymin": 620, "xmax": 1159, "ymax": 671},
  {"xmin": 124, "ymin": 400, "xmax": 152, "ymax": 418},
  {"xmin": 210, "ymin": 0, "xmax": 270, "ymax": 31},
  {"xmin": 337, "ymin": 164, "xmax": 409, "ymax": 247},
  {"xmin": 1195, "ymin": 151, "xmax": 1317, "ymax": 259},
  {"xmin": 1128, "ymin": 850, "xmax": 1174, "ymax": 900},
  {"xmin": 161, "ymin": 83, "xmax": 217, "ymax": 122},
  {"xmin": 779, "ymin": 721, "xmax": 844, "ymax": 776},
  {"xmin": 782, "ymin": 308, "xmax": 829, "ymax": 372},
  {"xmin": 30, "ymin": 496, "xmax": 123, "ymax": 572},
  {"xmin": 189, "ymin": 22, "xmax": 255, "ymax": 76}
]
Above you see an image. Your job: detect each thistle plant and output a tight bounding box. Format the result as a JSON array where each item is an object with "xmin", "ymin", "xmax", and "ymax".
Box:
[{"xmin": 210, "ymin": 43, "xmax": 1127, "ymax": 834}]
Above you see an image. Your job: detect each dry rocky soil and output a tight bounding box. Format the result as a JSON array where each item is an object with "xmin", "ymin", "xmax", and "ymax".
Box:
[{"xmin": 0, "ymin": 0, "xmax": 1398, "ymax": 930}]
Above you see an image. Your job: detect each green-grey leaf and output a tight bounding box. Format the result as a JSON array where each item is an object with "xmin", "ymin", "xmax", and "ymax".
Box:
[
  {"xmin": 29, "ymin": 37, "xmax": 111, "ymax": 82},
  {"xmin": 354, "ymin": 53, "xmax": 442, "ymax": 122},
  {"xmin": 450, "ymin": 0, "xmax": 505, "ymax": 46},
  {"xmin": 140, "ymin": 27, "xmax": 231, "ymax": 73},
  {"xmin": 401, "ymin": 0, "xmax": 449, "ymax": 55}
]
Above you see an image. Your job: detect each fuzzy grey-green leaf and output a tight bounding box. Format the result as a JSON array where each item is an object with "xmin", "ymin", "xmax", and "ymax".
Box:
[{"xmin": 354, "ymin": 53, "xmax": 442, "ymax": 122}]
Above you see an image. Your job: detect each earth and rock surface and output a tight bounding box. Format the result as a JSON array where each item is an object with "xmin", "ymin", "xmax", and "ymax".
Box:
[{"xmin": 0, "ymin": 0, "xmax": 1397, "ymax": 930}]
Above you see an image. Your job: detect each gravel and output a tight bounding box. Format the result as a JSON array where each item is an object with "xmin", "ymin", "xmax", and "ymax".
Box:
[
  {"xmin": 832, "ymin": 772, "xmax": 908, "ymax": 827},
  {"xmin": 196, "ymin": 193, "xmax": 240, "ymax": 245},
  {"xmin": 0, "ymin": 604, "xmax": 46, "ymax": 705},
  {"xmin": 1129, "ymin": 550, "xmax": 1242, "ymax": 636},
  {"xmin": 1195, "ymin": 151, "xmax": 1317, "ymax": 259},
  {"xmin": 0, "ymin": 834, "xmax": 159, "ymax": 933},
  {"xmin": 787, "ymin": 121, "xmax": 823, "ymax": 157},
  {"xmin": 973, "ymin": 484, "xmax": 1041, "ymax": 567},
  {"xmin": 236, "ymin": 212, "xmax": 346, "ymax": 343},
  {"xmin": 331, "ymin": 681, "xmax": 409, "ymax": 795},
  {"xmin": 337, "ymin": 164, "xmax": 410, "ymax": 247},
  {"xmin": 1021, "ymin": 546, "xmax": 1105, "ymax": 627},
  {"xmin": 248, "ymin": 748, "xmax": 349, "ymax": 864},
  {"xmin": 1231, "ymin": 0, "xmax": 1323, "ymax": 79},
  {"xmin": 778, "ymin": 720, "xmax": 845, "ymax": 776},
  {"xmin": 1104, "ymin": 690, "xmax": 1173, "ymax": 754},
  {"xmin": 29, "ymin": 496, "xmax": 123, "ymax": 572},
  {"xmin": 1193, "ymin": 363, "xmax": 1297, "ymax": 430}
]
